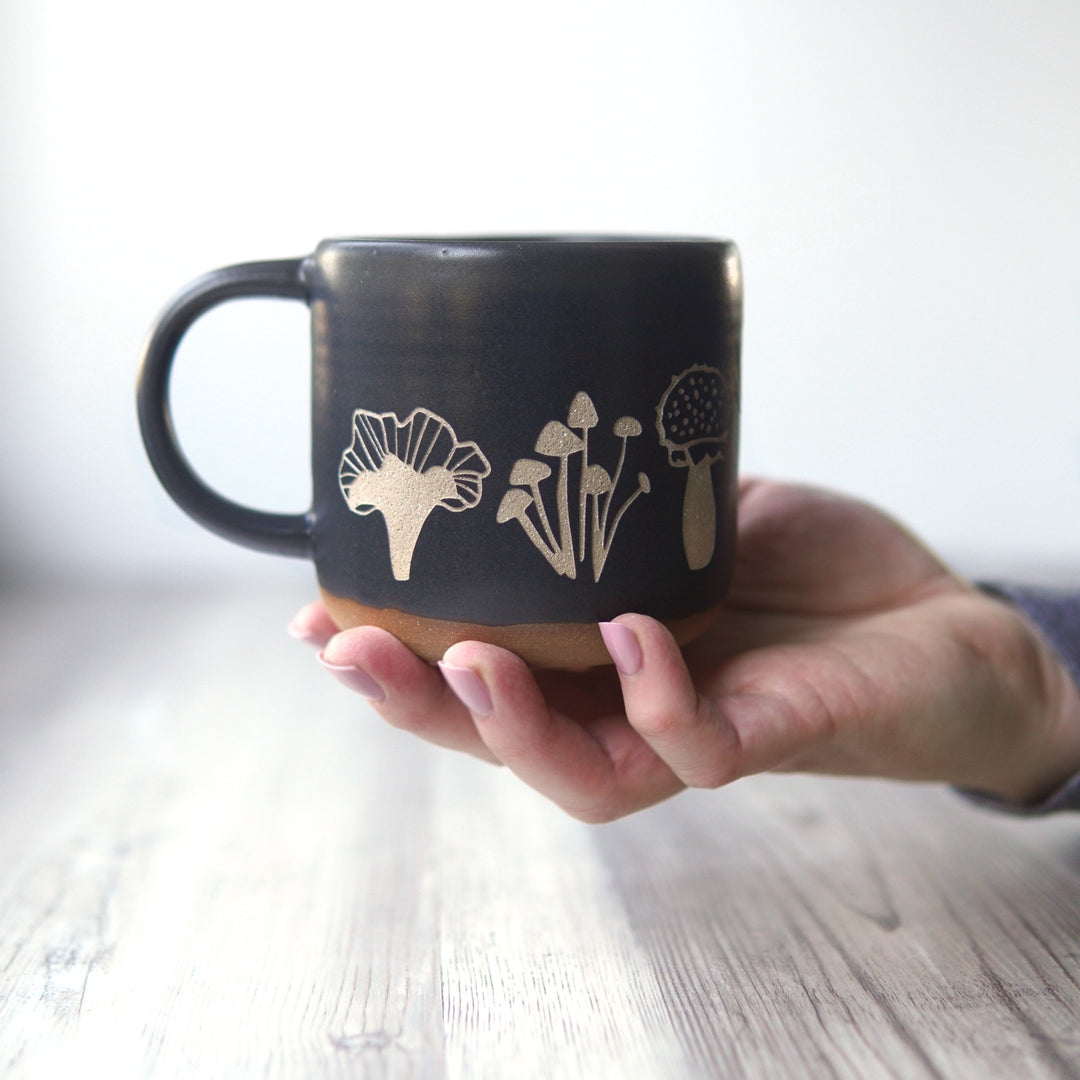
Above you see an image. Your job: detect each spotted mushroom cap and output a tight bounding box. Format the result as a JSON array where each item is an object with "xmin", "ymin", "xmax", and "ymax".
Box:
[{"xmin": 656, "ymin": 365, "xmax": 727, "ymax": 466}]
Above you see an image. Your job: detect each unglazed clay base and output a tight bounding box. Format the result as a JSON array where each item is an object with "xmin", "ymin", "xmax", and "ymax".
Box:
[{"xmin": 320, "ymin": 589, "xmax": 723, "ymax": 669}]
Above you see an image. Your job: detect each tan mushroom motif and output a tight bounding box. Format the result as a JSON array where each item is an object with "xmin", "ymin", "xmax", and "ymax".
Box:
[
  {"xmin": 656, "ymin": 365, "xmax": 729, "ymax": 570},
  {"xmin": 498, "ymin": 392, "xmax": 650, "ymax": 582},
  {"xmin": 339, "ymin": 406, "xmax": 491, "ymax": 581}
]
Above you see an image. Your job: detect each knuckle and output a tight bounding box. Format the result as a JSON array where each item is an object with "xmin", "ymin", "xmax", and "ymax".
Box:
[
  {"xmin": 633, "ymin": 705, "xmax": 689, "ymax": 741},
  {"xmin": 633, "ymin": 693, "xmax": 711, "ymax": 743}
]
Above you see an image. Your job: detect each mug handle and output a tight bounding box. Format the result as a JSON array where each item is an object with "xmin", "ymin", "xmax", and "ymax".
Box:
[{"xmin": 136, "ymin": 258, "xmax": 314, "ymax": 558}]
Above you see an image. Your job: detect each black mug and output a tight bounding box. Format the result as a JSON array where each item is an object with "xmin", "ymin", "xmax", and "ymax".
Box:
[{"xmin": 137, "ymin": 237, "xmax": 742, "ymax": 667}]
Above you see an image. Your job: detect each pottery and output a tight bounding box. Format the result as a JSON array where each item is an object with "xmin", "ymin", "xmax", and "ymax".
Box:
[{"xmin": 137, "ymin": 237, "xmax": 742, "ymax": 668}]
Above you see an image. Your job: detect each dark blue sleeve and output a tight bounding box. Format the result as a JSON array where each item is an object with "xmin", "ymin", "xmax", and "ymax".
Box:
[{"xmin": 960, "ymin": 584, "xmax": 1080, "ymax": 814}]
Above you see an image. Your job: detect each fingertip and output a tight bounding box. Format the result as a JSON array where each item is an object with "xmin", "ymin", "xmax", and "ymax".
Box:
[
  {"xmin": 318, "ymin": 626, "xmax": 368, "ymax": 667},
  {"xmin": 316, "ymin": 625, "xmax": 409, "ymax": 703},
  {"xmin": 287, "ymin": 601, "xmax": 338, "ymax": 648},
  {"xmin": 310, "ymin": 628, "xmax": 507, "ymax": 764},
  {"xmin": 319, "ymin": 624, "xmax": 428, "ymax": 689},
  {"xmin": 437, "ymin": 661, "xmax": 494, "ymax": 717},
  {"xmin": 599, "ymin": 621, "xmax": 643, "ymax": 676},
  {"xmin": 439, "ymin": 638, "xmax": 537, "ymax": 714},
  {"xmin": 440, "ymin": 639, "xmax": 488, "ymax": 670},
  {"xmin": 317, "ymin": 651, "xmax": 386, "ymax": 701},
  {"xmin": 601, "ymin": 613, "xmax": 685, "ymax": 677},
  {"xmin": 442, "ymin": 636, "xmax": 516, "ymax": 666}
]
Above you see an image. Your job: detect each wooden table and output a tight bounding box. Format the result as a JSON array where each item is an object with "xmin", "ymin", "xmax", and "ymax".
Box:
[{"xmin": 1, "ymin": 580, "xmax": 1078, "ymax": 1078}]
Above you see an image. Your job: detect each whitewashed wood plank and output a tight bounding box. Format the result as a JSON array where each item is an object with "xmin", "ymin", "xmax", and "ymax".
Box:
[
  {"xmin": 596, "ymin": 777, "xmax": 1080, "ymax": 1079},
  {"xmin": 1, "ymin": 583, "xmax": 1079, "ymax": 1079},
  {"xmin": 433, "ymin": 757, "xmax": 688, "ymax": 1080},
  {"xmin": 0, "ymin": 584, "xmax": 447, "ymax": 1078}
]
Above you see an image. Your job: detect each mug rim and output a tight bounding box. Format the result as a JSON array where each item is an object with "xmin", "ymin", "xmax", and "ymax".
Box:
[{"xmin": 318, "ymin": 234, "xmax": 733, "ymax": 247}]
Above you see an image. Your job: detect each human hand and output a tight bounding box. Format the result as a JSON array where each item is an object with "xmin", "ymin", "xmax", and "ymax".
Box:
[{"xmin": 291, "ymin": 479, "xmax": 1080, "ymax": 821}]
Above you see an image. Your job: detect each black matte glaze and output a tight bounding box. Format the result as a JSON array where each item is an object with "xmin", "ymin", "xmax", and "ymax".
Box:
[{"xmin": 138, "ymin": 237, "xmax": 741, "ymax": 626}]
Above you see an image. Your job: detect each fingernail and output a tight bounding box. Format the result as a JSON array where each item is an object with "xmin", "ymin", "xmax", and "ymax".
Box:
[
  {"xmin": 288, "ymin": 620, "xmax": 321, "ymax": 645},
  {"xmin": 599, "ymin": 621, "xmax": 643, "ymax": 676},
  {"xmin": 438, "ymin": 662, "xmax": 493, "ymax": 716},
  {"xmin": 317, "ymin": 653, "xmax": 386, "ymax": 701}
]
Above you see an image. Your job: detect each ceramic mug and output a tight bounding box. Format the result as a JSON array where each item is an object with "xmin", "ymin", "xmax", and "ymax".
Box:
[{"xmin": 137, "ymin": 237, "xmax": 742, "ymax": 667}]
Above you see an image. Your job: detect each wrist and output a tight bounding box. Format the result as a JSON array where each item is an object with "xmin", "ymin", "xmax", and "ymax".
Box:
[{"xmin": 971, "ymin": 587, "xmax": 1080, "ymax": 806}]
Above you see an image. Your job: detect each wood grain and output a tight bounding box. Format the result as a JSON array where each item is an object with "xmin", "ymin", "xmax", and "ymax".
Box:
[{"xmin": 0, "ymin": 581, "xmax": 1078, "ymax": 1078}]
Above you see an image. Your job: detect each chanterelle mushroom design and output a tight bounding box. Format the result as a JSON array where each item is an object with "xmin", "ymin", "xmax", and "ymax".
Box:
[
  {"xmin": 656, "ymin": 365, "xmax": 729, "ymax": 570},
  {"xmin": 498, "ymin": 392, "xmax": 649, "ymax": 582},
  {"xmin": 339, "ymin": 406, "xmax": 490, "ymax": 581}
]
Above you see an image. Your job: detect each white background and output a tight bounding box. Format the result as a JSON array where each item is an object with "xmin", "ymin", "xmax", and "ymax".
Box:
[{"xmin": 2, "ymin": 0, "xmax": 1079, "ymax": 586}]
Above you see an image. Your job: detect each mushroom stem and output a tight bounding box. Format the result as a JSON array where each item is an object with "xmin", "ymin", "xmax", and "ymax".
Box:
[
  {"xmin": 497, "ymin": 489, "xmax": 570, "ymax": 575},
  {"xmin": 577, "ymin": 428, "xmax": 589, "ymax": 564},
  {"xmin": 682, "ymin": 458, "xmax": 716, "ymax": 570},
  {"xmin": 593, "ymin": 476, "xmax": 649, "ymax": 581},
  {"xmin": 529, "ymin": 479, "xmax": 559, "ymax": 552},
  {"xmin": 554, "ymin": 455, "xmax": 576, "ymax": 579},
  {"xmin": 520, "ymin": 511, "xmax": 566, "ymax": 575},
  {"xmin": 599, "ymin": 434, "xmax": 629, "ymax": 542},
  {"xmin": 383, "ymin": 501, "xmax": 437, "ymax": 581},
  {"xmin": 590, "ymin": 487, "xmax": 603, "ymax": 572}
]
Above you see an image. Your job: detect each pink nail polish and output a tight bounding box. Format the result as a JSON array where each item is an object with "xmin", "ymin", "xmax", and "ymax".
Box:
[
  {"xmin": 599, "ymin": 622, "xmax": 643, "ymax": 676},
  {"xmin": 438, "ymin": 662, "xmax": 494, "ymax": 716},
  {"xmin": 317, "ymin": 654, "xmax": 385, "ymax": 701},
  {"xmin": 288, "ymin": 620, "xmax": 321, "ymax": 645}
]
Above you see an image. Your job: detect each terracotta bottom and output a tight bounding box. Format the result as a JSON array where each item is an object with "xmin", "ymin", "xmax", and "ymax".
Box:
[{"xmin": 320, "ymin": 589, "xmax": 722, "ymax": 669}]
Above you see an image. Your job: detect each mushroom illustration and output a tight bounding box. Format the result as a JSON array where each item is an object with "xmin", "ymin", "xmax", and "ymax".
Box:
[
  {"xmin": 496, "ymin": 486, "xmax": 569, "ymax": 578},
  {"xmin": 590, "ymin": 467, "xmax": 650, "ymax": 581},
  {"xmin": 602, "ymin": 416, "xmax": 643, "ymax": 536},
  {"xmin": 567, "ymin": 392, "xmax": 599, "ymax": 561},
  {"xmin": 499, "ymin": 393, "xmax": 650, "ymax": 582},
  {"xmin": 533, "ymin": 420, "xmax": 584, "ymax": 579},
  {"xmin": 339, "ymin": 406, "xmax": 491, "ymax": 581},
  {"xmin": 496, "ymin": 488, "xmax": 544, "ymax": 548},
  {"xmin": 656, "ymin": 366, "xmax": 728, "ymax": 570},
  {"xmin": 508, "ymin": 458, "xmax": 557, "ymax": 551},
  {"xmin": 581, "ymin": 464, "xmax": 613, "ymax": 500}
]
